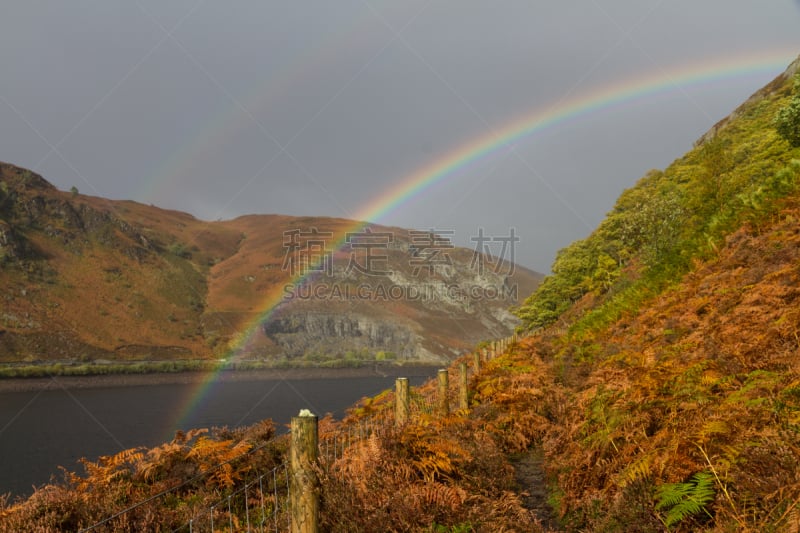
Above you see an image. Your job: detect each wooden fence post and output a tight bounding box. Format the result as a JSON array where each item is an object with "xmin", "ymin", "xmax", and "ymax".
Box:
[
  {"xmin": 437, "ymin": 369, "xmax": 449, "ymax": 417},
  {"xmin": 395, "ymin": 377, "xmax": 409, "ymax": 426},
  {"xmin": 291, "ymin": 411, "xmax": 319, "ymax": 533},
  {"xmin": 458, "ymin": 362, "xmax": 468, "ymax": 410}
]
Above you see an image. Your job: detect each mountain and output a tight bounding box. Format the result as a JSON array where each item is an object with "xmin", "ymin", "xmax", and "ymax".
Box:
[
  {"xmin": 5, "ymin": 53, "xmax": 800, "ymax": 533},
  {"xmin": 0, "ymin": 164, "xmax": 542, "ymax": 365},
  {"xmin": 495, "ymin": 55, "xmax": 800, "ymax": 530}
]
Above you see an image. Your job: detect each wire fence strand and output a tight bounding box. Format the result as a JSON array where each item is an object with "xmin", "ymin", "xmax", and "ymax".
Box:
[{"xmin": 78, "ymin": 340, "xmax": 516, "ymax": 532}]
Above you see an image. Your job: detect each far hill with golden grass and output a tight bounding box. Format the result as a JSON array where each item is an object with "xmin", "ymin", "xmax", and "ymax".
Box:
[
  {"xmin": 4, "ymin": 53, "xmax": 800, "ymax": 533},
  {"xmin": 0, "ymin": 164, "xmax": 542, "ymax": 366}
]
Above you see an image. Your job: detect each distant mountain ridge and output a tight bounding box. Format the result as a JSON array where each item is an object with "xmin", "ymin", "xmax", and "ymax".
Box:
[
  {"xmin": 6, "ymin": 52, "xmax": 800, "ymax": 533},
  {"xmin": 0, "ymin": 163, "xmax": 542, "ymax": 364}
]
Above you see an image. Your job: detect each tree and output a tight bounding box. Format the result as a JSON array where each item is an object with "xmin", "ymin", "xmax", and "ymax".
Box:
[{"xmin": 70, "ymin": 185, "xmax": 79, "ymax": 197}]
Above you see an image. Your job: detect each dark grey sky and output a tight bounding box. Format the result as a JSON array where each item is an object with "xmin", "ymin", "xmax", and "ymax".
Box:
[{"xmin": 1, "ymin": 1, "xmax": 798, "ymax": 272}]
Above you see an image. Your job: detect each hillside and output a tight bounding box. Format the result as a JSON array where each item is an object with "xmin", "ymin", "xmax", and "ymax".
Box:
[
  {"xmin": 4, "ymin": 56, "xmax": 800, "ymax": 533},
  {"xmin": 499, "ymin": 55, "xmax": 800, "ymax": 530},
  {"xmin": 0, "ymin": 164, "xmax": 542, "ymax": 367}
]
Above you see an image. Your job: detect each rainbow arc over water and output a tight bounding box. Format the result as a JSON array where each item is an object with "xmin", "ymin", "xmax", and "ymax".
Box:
[{"xmin": 167, "ymin": 49, "xmax": 799, "ymax": 434}]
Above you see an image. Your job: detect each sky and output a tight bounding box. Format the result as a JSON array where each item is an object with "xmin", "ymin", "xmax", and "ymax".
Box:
[{"xmin": 1, "ymin": 1, "xmax": 799, "ymax": 273}]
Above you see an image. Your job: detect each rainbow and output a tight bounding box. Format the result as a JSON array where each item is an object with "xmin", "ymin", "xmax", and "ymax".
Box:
[
  {"xmin": 167, "ymin": 49, "xmax": 799, "ymax": 435},
  {"xmin": 141, "ymin": 7, "xmax": 383, "ymax": 212}
]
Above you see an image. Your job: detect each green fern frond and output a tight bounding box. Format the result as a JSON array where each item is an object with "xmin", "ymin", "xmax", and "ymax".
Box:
[{"xmin": 656, "ymin": 471, "xmax": 715, "ymax": 528}]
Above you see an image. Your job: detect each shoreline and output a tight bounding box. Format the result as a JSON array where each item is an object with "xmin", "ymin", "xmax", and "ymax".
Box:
[{"xmin": 0, "ymin": 365, "xmax": 441, "ymax": 393}]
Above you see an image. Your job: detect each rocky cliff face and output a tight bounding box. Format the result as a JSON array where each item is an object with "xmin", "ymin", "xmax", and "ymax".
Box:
[
  {"xmin": 0, "ymin": 162, "xmax": 543, "ymax": 364},
  {"xmin": 0, "ymin": 164, "xmax": 155, "ymax": 262},
  {"xmin": 264, "ymin": 312, "xmax": 430, "ymax": 361},
  {"xmin": 252, "ymin": 229, "xmax": 529, "ymax": 363}
]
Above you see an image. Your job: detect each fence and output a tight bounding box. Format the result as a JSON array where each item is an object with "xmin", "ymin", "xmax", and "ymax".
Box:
[
  {"xmin": 169, "ymin": 463, "xmax": 291, "ymax": 533},
  {"xmin": 79, "ymin": 335, "xmax": 517, "ymax": 532}
]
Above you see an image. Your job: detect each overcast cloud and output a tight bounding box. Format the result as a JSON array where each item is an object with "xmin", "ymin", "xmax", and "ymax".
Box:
[{"xmin": 1, "ymin": 1, "xmax": 799, "ymax": 272}]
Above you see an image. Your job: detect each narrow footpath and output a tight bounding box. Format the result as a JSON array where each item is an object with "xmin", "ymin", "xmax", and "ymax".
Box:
[{"xmin": 512, "ymin": 447, "xmax": 559, "ymax": 531}]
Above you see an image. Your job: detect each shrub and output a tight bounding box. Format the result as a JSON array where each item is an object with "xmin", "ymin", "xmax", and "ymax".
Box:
[{"xmin": 774, "ymin": 75, "xmax": 800, "ymax": 147}]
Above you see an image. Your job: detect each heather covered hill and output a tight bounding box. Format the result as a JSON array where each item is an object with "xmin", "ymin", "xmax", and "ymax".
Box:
[{"xmin": 0, "ymin": 163, "xmax": 541, "ymax": 367}]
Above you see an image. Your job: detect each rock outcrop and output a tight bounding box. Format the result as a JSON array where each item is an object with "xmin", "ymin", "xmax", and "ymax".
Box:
[{"xmin": 0, "ymin": 162, "xmax": 543, "ymax": 363}]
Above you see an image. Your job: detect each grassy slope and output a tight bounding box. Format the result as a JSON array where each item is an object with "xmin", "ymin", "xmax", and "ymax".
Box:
[
  {"xmin": 497, "ymin": 59, "xmax": 800, "ymax": 530},
  {"xmin": 0, "ymin": 166, "xmax": 239, "ymax": 362},
  {"xmin": 516, "ymin": 59, "xmax": 800, "ymax": 338},
  {"xmin": 5, "ymin": 57, "xmax": 800, "ymax": 533},
  {"xmin": 1, "ymin": 170, "xmax": 542, "ymax": 366}
]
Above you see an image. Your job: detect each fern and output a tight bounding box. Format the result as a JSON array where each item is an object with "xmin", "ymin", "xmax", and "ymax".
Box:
[
  {"xmin": 419, "ymin": 482, "xmax": 466, "ymax": 510},
  {"xmin": 617, "ymin": 453, "xmax": 654, "ymax": 488},
  {"xmin": 656, "ymin": 470, "xmax": 715, "ymax": 528},
  {"xmin": 696, "ymin": 419, "xmax": 729, "ymax": 445}
]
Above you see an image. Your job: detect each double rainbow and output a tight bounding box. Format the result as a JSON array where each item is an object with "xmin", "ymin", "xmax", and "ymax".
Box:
[{"xmin": 168, "ymin": 49, "xmax": 799, "ymax": 434}]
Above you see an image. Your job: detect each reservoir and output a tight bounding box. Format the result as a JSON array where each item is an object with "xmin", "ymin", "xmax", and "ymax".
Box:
[{"xmin": 0, "ymin": 367, "xmax": 436, "ymax": 498}]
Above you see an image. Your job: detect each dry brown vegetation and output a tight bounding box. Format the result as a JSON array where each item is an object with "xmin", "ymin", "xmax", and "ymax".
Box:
[
  {"xmin": 5, "ymin": 47, "xmax": 800, "ymax": 533},
  {"xmin": 0, "ymin": 421, "xmax": 282, "ymax": 532},
  {"xmin": 534, "ymin": 208, "xmax": 800, "ymax": 531},
  {"xmin": 5, "ymin": 199, "xmax": 800, "ymax": 531},
  {"xmin": 0, "ymin": 163, "xmax": 540, "ymax": 366},
  {"xmin": 0, "ymin": 359, "xmax": 548, "ymax": 532}
]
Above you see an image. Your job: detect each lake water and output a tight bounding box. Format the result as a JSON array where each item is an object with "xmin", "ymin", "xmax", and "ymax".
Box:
[{"xmin": 0, "ymin": 370, "xmax": 435, "ymax": 498}]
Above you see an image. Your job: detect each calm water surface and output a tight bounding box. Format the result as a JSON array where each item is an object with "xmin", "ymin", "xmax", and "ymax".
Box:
[{"xmin": 0, "ymin": 371, "xmax": 434, "ymax": 497}]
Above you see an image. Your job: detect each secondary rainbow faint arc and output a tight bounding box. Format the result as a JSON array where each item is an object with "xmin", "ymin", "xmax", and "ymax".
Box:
[
  {"xmin": 168, "ymin": 50, "xmax": 798, "ymax": 434},
  {"xmin": 141, "ymin": 6, "xmax": 386, "ymax": 206}
]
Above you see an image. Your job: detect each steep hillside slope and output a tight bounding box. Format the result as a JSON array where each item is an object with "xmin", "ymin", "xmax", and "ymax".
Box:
[
  {"xmin": 516, "ymin": 55, "xmax": 800, "ymax": 337},
  {"xmin": 4, "ymin": 54, "xmax": 800, "ymax": 533},
  {"xmin": 492, "ymin": 55, "xmax": 800, "ymax": 530},
  {"xmin": 0, "ymin": 164, "xmax": 227, "ymax": 361},
  {"xmin": 0, "ymin": 164, "xmax": 541, "ymax": 365},
  {"xmin": 518, "ymin": 207, "xmax": 800, "ymax": 530}
]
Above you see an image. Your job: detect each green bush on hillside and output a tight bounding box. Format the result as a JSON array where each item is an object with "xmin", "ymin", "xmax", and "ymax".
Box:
[
  {"xmin": 516, "ymin": 70, "xmax": 800, "ymax": 334},
  {"xmin": 774, "ymin": 75, "xmax": 800, "ymax": 147},
  {"xmin": 515, "ymin": 170, "xmax": 687, "ymax": 331}
]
